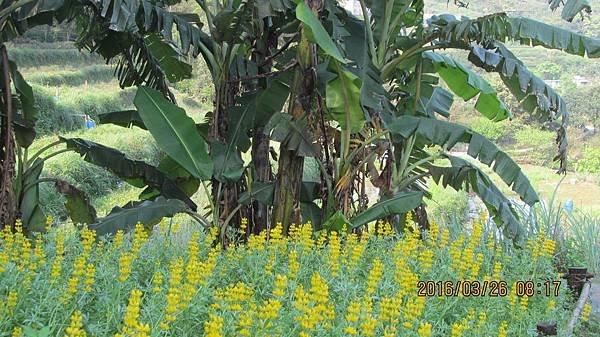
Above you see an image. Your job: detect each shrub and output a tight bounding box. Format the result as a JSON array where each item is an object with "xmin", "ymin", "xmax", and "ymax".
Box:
[
  {"xmin": 576, "ymin": 147, "xmax": 600, "ymax": 174},
  {"xmin": 467, "ymin": 117, "xmax": 510, "ymax": 142}
]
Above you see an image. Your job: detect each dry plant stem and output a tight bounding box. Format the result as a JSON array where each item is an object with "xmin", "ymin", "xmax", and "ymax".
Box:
[{"xmin": 565, "ymin": 281, "xmax": 592, "ymax": 337}]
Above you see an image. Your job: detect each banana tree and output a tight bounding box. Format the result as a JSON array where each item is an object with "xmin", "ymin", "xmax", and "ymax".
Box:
[
  {"xmin": 326, "ymin": 0, "xmax": 599, "ymax": 241},
  {"xmin": 0, "ymin": 0, "xmax": 211, "ymax": 232}
]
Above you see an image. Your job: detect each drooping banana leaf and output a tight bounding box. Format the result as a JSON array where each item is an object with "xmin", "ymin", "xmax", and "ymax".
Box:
[
  {"xmin": 428, "ymin": 155, "xmax": 526, "ymax": 243},
  {"xmin": 326, "ymin": 61, "xmax": 365, "ymax": 133},
  {"xmin": 351, "ymin": 191, "xmax": 424, "ymax": 229},
  {"xmin": 61, "ymin": 137, "xmax": 197, "ymax": 210},
  {"xmin": 90, "ymin": 197, "xmax": 188, "ymax": 236},
  {"xmin": 301, "ymin": 201, "xmax": 323, "ymax": 229},
  {"xmin": 139, "ymin": 155, "xmax": 200, "ymax": 201},
  {"xmin": 340, "ymin": 13, "xmax": 394, "ymax": 124},
  {"xmin": 20, "ymin": 158, "xmax": 46, "ymax": 233},
  {"xmin": 211, "ymin": 140, "xmax": 245, "ymax": 183},
  {"xmin": 1, "ymin": 60, "xmax": 37, "ymax": 147},
  {"xmin": 423, "ymin": 52, "xmax": 511, "ymax": 122},
  {"xmin": 388, "ymin": 116, "xmax": 539, "ymax": 206},
  {"xmin": 212, "ymin": 1, "xmax": 253, "ymax": 44},
  {"xmin": 547, "ymin": 0, "xmax": 592, "ymax": 22},
  {"xmin": 134, "ymin": 86, "xmax": 213, "ymax": 180},
  {"xmin": 238, "ymin": 181, "xmax": 276, "ymax": 205},
  {"xmin": 144, "ymin": 33, "xmax": 192, "ymax": 83},
  {"xmin": 418, "ymin": 86, "xmax": 454, "ymax": 118},
  {"xmin": 98, "ymin": 110, "xmax": 146, "ymax": 129},
  {"xmin": 467, "ymin": 43, "xmax": 569, "ymax": 172},
  {"xmin": 323, "ymin": 210, "xmax": 349, "ymax": 232},
  {"xmin": 264, "ymin": 112, "xmax": 319, "ymax": 157},
  {"xmin": 54, "ymin": 180, "xmax": 97, "ymax": 225},
  {"xmin": 508, "ymin": 17, "xmax": 600, "ymax": 57},
  {"xmin": 430, "ymin": 14, "xmax": 600, "ymax": 58}
]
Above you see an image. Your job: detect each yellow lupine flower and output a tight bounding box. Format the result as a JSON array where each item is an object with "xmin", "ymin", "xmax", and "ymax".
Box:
[
  {"xmin": 366, "ymin": 258, "xmax": 383, "ymax": 295},
  {"xmin": 288, "ymin": 249, "xmax": 300, "ymax": 278},
  {"xmin": 152, "ymin": 271, "xmax": 164, "ymax": 293},
  {"xmin": 273, "ymin": 274, "xmax": 287, "ymax": 297},
  {"xmin": 7, "ymin": 291, "xmax": 18, "ymax": 311},
  {"xmin": 11, "ymin": 326, "xmax": 23, "ymax": 337},
  {"xmin": 418, "ymin": 322, "xmax": 432, "ymax": 337},
  {"xmin": 117, "ymin": 289, "xmax": 145, "ymax": 336},
  {"xmin": 113, "ymin": 230, "xmax": 124, "ymax": 249},
  {"xmin": 498, "ymin": 321, "xmax": 508, "ymax": 337},
  {"xmin": 240, "ymin": 217, "xmax": 248, "ymax": 234},
  {"xmin": 546, "ymin": 299, "xmax": 556, "ymax": 312},
  {"xmin": 45, "ymin": 215, "xmax": 53, "ymax": 232},
  {"xmin": 64, "ymin": 311, "xmax": 87, "ymax": 337},
  {"xmin": 0, "ymin": 251, "xmax": 8, "ymax": 273},
  {"xmin": 581, "ymin": 302, "xmax": 592, "ymax": 322},
  {"xmin": 258, "ymin": 298, "xmax": 282, "ymax": 320},
  {"xmin": 418, "ymin": 248, "xmax": 434, "ymax": 272},
  {"xmin": 450, "ymin": 322, "xmax": 465, "ymax": 337},
  {"xmin": 439, "ymin": 228, "xmax": 449, "ymax": 247},
  {"xmin": 117, "ymin": 252, "xmax": 134, "ymax": 282},
  {"xmin": 238, "ymin": 309, "xmax": 254, "ymax": 336},
  {"xmin": 204, "ymin": 314, "xmax": 224, "ymax": 337},
  {"xmin": 359, "ymin": 315, "xmax": 378, "ymax": 336},
  {"xmin": 327, "ymin": 230, "xmax": 341, "ymax": 276},
  {"xmin": 132, "ymin": 223, "xmax": 148, "ymax": 254},
  {"xmin": 83, "ymin": 263, "xmax": 95, "ymax": 292}
]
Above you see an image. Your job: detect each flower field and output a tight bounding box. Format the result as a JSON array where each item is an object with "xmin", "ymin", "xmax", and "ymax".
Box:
[{"xmin": 0, "ymin": 215, "xmax": 589, "ymax": 337}]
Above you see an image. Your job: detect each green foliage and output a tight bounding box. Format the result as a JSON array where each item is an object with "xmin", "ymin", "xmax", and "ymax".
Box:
[
  {"xmin": 35, "ymin": 126, "xmax": 161, "ymax": 220},
  {"xmin": 566, "ymin": 212, "xmax": 600, "ymax": 274},
  {"xmin": 534, "ymin": 60, "xmax": 563, "ymax": 79},
  {"xmin": 134, "ymin": 86, "xmax": 213, "ymax": 180},
  {"xmin": 90, "ymin": 197, "xmax": 189, "ymax": 236},
  {"xmin": 428, "ymin": 180, "xmax": 470, "ymax": 223},
  {"xmin": 514, "ymin": 126, "xmax": 556, "ymax": 165},
  {"xmin": 467, "ymin": 117, "xmax": 510, "ymax": 142},
  {"xmin": 25, "ymin": 65, "xmax": 114, "ymax": 86},
  {"xmin": 8, "ymin": 48, "xmax": 101, "ymax": 68},
  {"xmin": 33, "ymin": 84, "xmax": 134, "ymax": 135},
  {"xmin": 577, "ymin": 147, "xmax": 600, "ymax": 173}
]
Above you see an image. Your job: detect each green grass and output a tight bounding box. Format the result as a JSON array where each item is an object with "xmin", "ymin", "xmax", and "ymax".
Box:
[
  {"xmin": 32, "ymin": 83, "xmax": 135, "ymax": 135},
  {"xmin": 25, "ymin": 65, "xmax": 115, "ymax": 86},
  {"xmin": 8, "ymin": 47, "xmax": 102, "ymax": 68}
]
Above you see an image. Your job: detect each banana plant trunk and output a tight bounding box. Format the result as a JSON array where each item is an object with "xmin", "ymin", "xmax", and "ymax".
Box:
[
  {"xmin": 211, "ymin": 75, "xmax": 240, "ymax": 238},
  {"xmin": 0, "ymin": 44, "xmax": 17, "ymax": 229},
  {"xmin": 273, "ymin": 0, "xmax": 320, "ymax": 234},
  {"xmin": 249, "ymin": 18, "xmax": 278, "ymax": 234}
]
